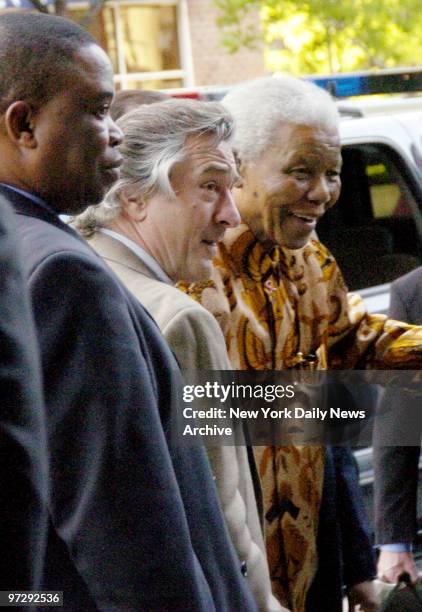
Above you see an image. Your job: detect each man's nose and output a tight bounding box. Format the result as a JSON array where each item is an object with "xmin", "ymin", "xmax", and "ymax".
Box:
[
  {"xmin": 108, "ymin": 116, "xmax": 124, "ymax": 147},
  {"xmin": 216, "ymin": 188, "xmax": 241, "ymax": 228},
  {"xmin": 307, "ymin": 174, "xmax": 331, "ymax": 205}
]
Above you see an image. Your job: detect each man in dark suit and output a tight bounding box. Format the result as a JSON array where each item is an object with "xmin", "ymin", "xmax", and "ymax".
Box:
[
  {"xmin": 0, "ymin": 13, "xmax": 256, "ymax": 610},
  {"xmin": 0, "ymin": 197, "xmax": 48, "ymax": 591},
  {"xmin": 374, "ymin": 266, "xmax": 422, "ymax": 585}
]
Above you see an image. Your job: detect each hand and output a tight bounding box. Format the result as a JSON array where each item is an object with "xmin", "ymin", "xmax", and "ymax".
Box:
[
  {"xmin": 347, "ymin": 580, "xmax": 380, "ymax": 611},
  {"xmin": 377, "ymin": 549, "xmax": 418, "ymax": 584}
]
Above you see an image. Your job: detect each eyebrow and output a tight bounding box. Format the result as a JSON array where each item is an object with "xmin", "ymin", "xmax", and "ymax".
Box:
[
  {"xmin": 200, "ymin": 162, "xmax": 241, "ymax": 185},
  {"xmin": 287, "ymin": 153, "xmax": 342, "ymax": 167}
]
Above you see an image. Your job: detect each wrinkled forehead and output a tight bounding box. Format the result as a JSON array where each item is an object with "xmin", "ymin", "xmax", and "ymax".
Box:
[
  {"xmin": 183, "ymin": 133, "xmax": 238, "ymax": 179},
  {"xmin": 277, "ymin": 121, "xmax": 340, "ymax": 146},
  {"xmin": 259, "ymin": 122, "xmax": 342, "ymax": 165}
]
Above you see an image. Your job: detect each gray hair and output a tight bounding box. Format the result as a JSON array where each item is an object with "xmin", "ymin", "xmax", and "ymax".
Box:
[
  {"xmin": 74, "ymin": 98, "xmax": 233, "ymax": 236},
  {"xmin": 223, "ymin": 75, "xmax": 340, "ymax": 163}
]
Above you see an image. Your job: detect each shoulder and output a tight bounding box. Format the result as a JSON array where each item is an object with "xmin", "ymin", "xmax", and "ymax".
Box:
[
  {"xmin": 164, "ymin": 294, "xmax": 224, "ymax": 333},
  {"xmin": 115, "ymin": 272, "xmax": 225, "ymax": 342},
  {"xmin": 391, "ymin": 265, "xmax": 422, "ymax": 295},
  {"xmin": 390, "ymin": 265, "xmax": 422, "ymax": 323},
  {"xmin": 158, "ymin": 289, "xmax": 230, "ymax": 371},
  {"xmin": 16, "ymin": 220, "xmax": 134, "ymax": 322},
  {"xmin": 142, "ymin": 281, "xmax": 220, "ymax": 332},
  {"xmin": 16, "ymin": 214, "xmax": 101, "ymax": 274}
]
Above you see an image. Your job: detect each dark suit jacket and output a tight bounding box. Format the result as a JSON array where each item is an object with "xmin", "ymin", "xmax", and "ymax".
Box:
[
  {"xmin": 374, "ymin": 266, "xmax": 422, "ymax": 545},
  {"xmin": 0, "ymin": 197, "xmax": 48, "ymax": 590},
  {"xmin": 1, "ymin": 185, "xmax": 257, "ymax": 612}
]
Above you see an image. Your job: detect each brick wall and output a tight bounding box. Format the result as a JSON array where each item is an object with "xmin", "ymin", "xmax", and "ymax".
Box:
[{"xmin": 187, "ymin": 0, "xmax": 266, "ymax": 86}]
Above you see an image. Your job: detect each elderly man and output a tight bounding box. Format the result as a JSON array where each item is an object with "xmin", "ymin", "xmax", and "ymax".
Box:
[
  {"xmin": 75, "ymin": 99, "xmax": 283, "ymax": 612},
  {"xmin": 0, "ymin": 12, "xmax": 257, "ymax": 610},
  {"xmin": 179, "ymin": 75, "xmax": 422, "ymax": 611}
]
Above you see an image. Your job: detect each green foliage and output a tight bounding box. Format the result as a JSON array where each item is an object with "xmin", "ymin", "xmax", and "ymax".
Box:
[
  {"xmin": 214, "ymin": 0, "xmax": 262, "ymax": 53},
  {"xmin": 213, "ymin": 0, "xmax": 422, "ymax": 73}
]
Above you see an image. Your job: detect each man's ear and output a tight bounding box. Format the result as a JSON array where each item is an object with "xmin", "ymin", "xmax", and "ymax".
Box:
[
  {"xmin": 120, "ymin": 187, "xmax": 147, "ymax": 222},
  {"xmin": 4, "ymin": 102, "xmax": 37, "ymax": 148}
]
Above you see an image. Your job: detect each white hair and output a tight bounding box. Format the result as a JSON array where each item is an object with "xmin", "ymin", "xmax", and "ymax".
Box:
[
  {"xmin": 74, "ymin": 98, "xmax": 233, "ymax": 236},
  {"xmin": 223, "ymin": 75, "xmax": 340, "ymax": 162}
]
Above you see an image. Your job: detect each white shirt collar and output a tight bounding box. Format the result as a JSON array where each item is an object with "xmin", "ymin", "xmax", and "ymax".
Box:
[{"xmin": 99, "ymin": 228, "xmax": 173, "ymax": 285}]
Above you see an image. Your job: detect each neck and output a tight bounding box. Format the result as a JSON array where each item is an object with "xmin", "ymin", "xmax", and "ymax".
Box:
[{"xmin": 106, "ymin": 216, "xmax": 147, "ymax": 250}]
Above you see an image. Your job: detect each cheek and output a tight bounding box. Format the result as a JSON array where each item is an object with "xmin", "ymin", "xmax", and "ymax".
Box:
[
  {"xmin": 241, "ymin": 172, "xmax": 268, "ymax": 205},
  {"xmin": 193, "ymin": 199, "xmax": 215, "ymax": 226},
  {"xmin": 265, "ymin": 179, "xmax": 299, "ymax": 209},
  {"xmin": 82, "ymin": 127, "xmax": 108, "ymax": 157},
  {"xmin": 328, "ymin": 183, "xmax": 341, "ymax": 206},
  {"xmin": 180, "ymin": 215, "xmax": 198, "ymax": 252}
]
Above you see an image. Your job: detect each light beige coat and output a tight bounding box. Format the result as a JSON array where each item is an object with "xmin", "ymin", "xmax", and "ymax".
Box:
[{"xmin": 87, "ymin": 231, "xmax": 284, "ymax": 612}]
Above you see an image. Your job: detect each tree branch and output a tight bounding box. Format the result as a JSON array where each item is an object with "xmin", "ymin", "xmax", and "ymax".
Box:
[{"xmin": 28, "ymin": 0, "xmax": 49, "ymax": 14}]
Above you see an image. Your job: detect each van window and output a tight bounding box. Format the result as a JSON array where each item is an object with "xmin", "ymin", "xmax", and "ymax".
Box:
[{"xmin": 317, "ymin": 143, "xmax": 422, "ymax": 291}]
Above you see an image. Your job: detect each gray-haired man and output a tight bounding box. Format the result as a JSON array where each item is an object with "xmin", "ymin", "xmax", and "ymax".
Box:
[{"xmin": 75, "ymin": 98, "xmax": 283, "ymax": 611}]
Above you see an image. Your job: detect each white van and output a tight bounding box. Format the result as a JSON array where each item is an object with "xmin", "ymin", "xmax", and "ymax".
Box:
[{"xmin": 321, "ymin": 96, "xmax": 422, "ymax": 315}]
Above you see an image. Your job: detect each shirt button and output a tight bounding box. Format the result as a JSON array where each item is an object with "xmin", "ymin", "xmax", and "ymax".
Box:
[{"xmin": 241, "ymin": 561, "xmax": 248, "ymax": 577}]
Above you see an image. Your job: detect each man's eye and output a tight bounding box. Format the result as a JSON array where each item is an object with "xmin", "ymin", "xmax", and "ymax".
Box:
[
  {"xmin": 95, "ymin": 105, "xmax": 110, "ymax": 119},
  {"xmin": 327, "ymin": 170, "xmax": 341, "ymax": 180},
  {"xmin": 202, "ymin": 182, "xmax": 219, "ymax": 192},
  {"xmin": 290, "ymin": 168, "xmax": 310, "ymax": 178}
]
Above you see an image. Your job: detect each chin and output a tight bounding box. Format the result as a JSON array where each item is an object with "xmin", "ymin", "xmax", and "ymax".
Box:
[
  {"xmin": 284, "ymin": 238, "xmax": 310, "ymax": 250},
  {"xmin": 79, "ymin": 184, "xmax": 107, "ymax": 210},
  {"xmin": 276, "ymin": 229, "xmax": 312, "ymax": 250}
]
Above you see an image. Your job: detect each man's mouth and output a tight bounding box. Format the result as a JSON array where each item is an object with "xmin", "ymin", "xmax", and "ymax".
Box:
[
  {"xmin": 201, "ymin": 231, "xmax": 225, "ymax": 247},
  {"xmin": 201, "ymin": 239, "xmax": 218, "ymax": 255},
  {"xmin": 201, "ymin": 236, "xmax": 224, "ymax": 256},
  {"xmin": 101, "ymin": 159, "xmax": 123, "ymax": 183},
  {"xmin": 288, "ymin": 212, "xmax": 319, "ymax": 226},
  {"xmin": 104, "ymin": 158, "xmax": 123, "ymax": 170}
]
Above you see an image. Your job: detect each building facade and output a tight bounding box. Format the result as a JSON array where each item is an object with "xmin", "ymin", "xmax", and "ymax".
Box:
[
  {"xmin": 1, "ymin": 0, "xmax": 266, "ymax": 90},
  {"xmin": 97, "ymin": 0, "xmax": 267, "ymax": 90}
]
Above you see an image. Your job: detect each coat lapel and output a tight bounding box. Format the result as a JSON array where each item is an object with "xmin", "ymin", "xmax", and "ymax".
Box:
[{"xmin": 87, "ymin": 232, "xmax": 156, "ymax": 280}]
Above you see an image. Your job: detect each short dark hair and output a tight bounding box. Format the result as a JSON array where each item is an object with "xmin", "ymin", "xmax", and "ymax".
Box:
[
  {"xmin": 0, "ymin": 12, "xmax": 97, "ymax": 115},
  {"xmin": 110, "ymin": 89, "xmax": 170, "ymax": 121}
]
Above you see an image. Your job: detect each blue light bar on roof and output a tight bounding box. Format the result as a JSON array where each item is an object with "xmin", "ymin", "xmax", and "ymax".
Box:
[{"xmin": 308, "ymin": 68, "xmax": 422, "ymax": 98}]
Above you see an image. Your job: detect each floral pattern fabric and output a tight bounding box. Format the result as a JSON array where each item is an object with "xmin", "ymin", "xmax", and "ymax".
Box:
[{"xmin": 178, "ymin": 223, "xmax": 422, "ymax": 611}]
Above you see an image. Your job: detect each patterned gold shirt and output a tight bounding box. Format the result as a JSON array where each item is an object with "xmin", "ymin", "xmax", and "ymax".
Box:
[{"xmin": 178, "ymin": 223, "xmax": 422, "ymax": 611}]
